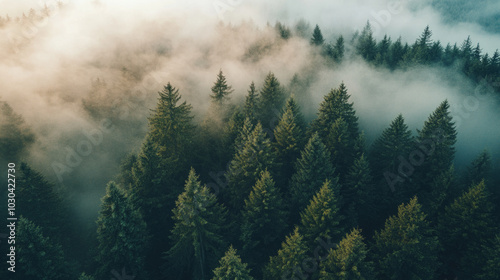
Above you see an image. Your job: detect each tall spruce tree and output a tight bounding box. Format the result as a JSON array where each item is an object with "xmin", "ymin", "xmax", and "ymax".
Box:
[
  {"xmin": 257, "ymin": 72, "xmax": 287, "ymax": 128},
  {"xmin": 319, "ymin": 229, "xmax": 375, "ymax": 280},
  {"xmin": 263, "ymin": 227, "xmax": 309, "ymax": 280},
  {"xmin": 464, "ymin": 149, "xmax": 491, "ymax": 187},
  {"xmin": 16, "ymin": 163, "xmax": 70, "ymax": 249},
  {"xmin": 212, "ymin": 246, "xmax": 254, "ymax": 280},
  {"xmin": 225, "ymin": 122, "xmax": 275, "ymax": 211},
  {"xmin": 311, "ymin": 82, "xmax": 360, "ymax": 180},
  {"xmin": 17, "ymin": 217, "xmax": 72, "ymax": 280},
  {"xmin": 311, "ymin": 24, "xmax": 325, "ymax": 46},
  {"xmin": 164, "ymin": 168, "xmax": 227, "ymax": 280},
  {"xmin": 356, "ymin": 21, "xmax": 377, "ymax": 61},
  {"xmin": 244, "ymin": 82, "xmax": 259, "ymax": 124},
  {"xmin": 438, "ymin": 181, "xmax": 496, "ymax": 279},
  {"xmin": 374, "ymin": 197, "xmax": 439, "ymax": 280},
  {"xmin": 240, "ymin": 170, "xmax": 287, "ymax": 270},
  {"xmin": 210, "ymin": 69, "xmax": 233, "ymax": 106},
  {"xmin": 290, "ymin": 133, "xmax": 336, "ymax": 218},
  {"xmin": 299, "ymin": 179, "xmax": 344, "ymax": 249},
  {"xmin": 273, "ymin": 97, "xmax": 306, "ymax": 186},
  {"xmin": 95, "ymin": 182, "xmax": 149, "ymax": 280}
]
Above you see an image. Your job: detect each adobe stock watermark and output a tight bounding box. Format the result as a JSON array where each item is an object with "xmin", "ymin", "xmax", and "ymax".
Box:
[
  {"xmin": 213, "ymin": 0, "xmax": 244, "ymax": 20},
  {"xmin": 8, "ymin": 0, "xmax": 69, "ymax": 53},
  {"xmin": 281, "ymin": 237, "xmax": 337, "ymax": 280},
  {"xmin": 369, "ymin": 0, "xmax": 411, "ymax": 36}
]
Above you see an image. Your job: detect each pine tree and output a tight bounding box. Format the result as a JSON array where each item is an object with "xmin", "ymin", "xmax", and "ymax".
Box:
[
  {"xmin": 240, "ymin": 170, "xmax": 287, "ymax": 269},
  {"xmin": 464, "ymin": 149, "xmax": 491, "ymax": 187},
  {"xmin": 319, "ymin": 229, "xmax": 375, "ymax": 280},
  {"xmin": 344, "ymin": 154, "xmax": 373, "ymax": 230},
  {"xmin": 333, "ymin": 35, "xmax": 345, "ymax": 62},
  {"xmin": 299, "ymin": 179, "xmax": 344, "ymax": 249},
  {"xmin": 264, "ymin": 227, "xmax": 309, "ymax": 280},
  {"xmin": 0, "ymin": 101, "xmax": 35, "ymax": 160},
  {"xmin": 273, "ymin": 97, "xmax": 306, "ymax": 186},
  {"xmin": 257, "ymin": 72, "xmax": 287, "ymax": 127},
  {"xmin": 148, "ymin": 82, "xmax": 195, "ymax": 168},
  {"xmin": 290, "ymin": 133, "xmax": 336, "ymax": 217},
  {"xmin": 479, "ymin": 235, "xmax": 500, "ymax": 280},
  {"xmin": 310, "ymin": 24, "xmax": 324, "ymax": 46},
  {"xmin": 413, "ymin": 100, "xmax": 457, "ymax": 207},
  {"xmin": 374, "ymin": 197, "xmax": 439, "ymax": 280},
  {"xmin": 17, "ymin": 217, "xmax": 72, "ymax": 280},
  {"xmin": 165, "ymin": 168, "xmax": 227, "ymax": 280},
  {"xmin": 438, "ymin": 181, "xmax": 495, "ymax": 279},
  {"xmin": 225, "ymin": 122, "xmax": 275, "ymax": 211},
  {"xmin": 96, "ymin": 182, "xmax": 149, "ymax": 279},
  {"xmin": 212, "ymin": 246, "xmax": 254, "ymax": 280},
  {"xmin": 210, "ymin": 69, "xmax": 233, "ymax": 105},
  {"xmin": 17, "ymin": 163, "xmax": 68, "ymax": 243},
  {"xmin": 311, "ymin": 82, "xmax": 360, "ymax": 179},
  {"xmin": 244, "ymin": 82, "xmax": 259, "ymax": 123},
  {"xmin": 356, "ymin": 21, "xmax": 377, "ymax": 61}
]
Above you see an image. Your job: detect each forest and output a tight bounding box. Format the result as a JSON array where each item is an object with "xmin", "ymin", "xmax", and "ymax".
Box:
[{"xmin": 0, "ymin": 2, "xmax": 500, "ymax": 280}]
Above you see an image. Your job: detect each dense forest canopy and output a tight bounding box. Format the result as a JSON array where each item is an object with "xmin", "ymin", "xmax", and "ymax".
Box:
[{"xmin": 0, "ymin": 1, "xmax": 499, "ymax": 280}]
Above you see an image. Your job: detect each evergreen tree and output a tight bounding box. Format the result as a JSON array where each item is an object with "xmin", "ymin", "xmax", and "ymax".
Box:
[
  {"xmin": 299, "ymin": 179, "xmax": 344, "ymax": 249},
  {"xmin": 212, "ymin": 246, "xmax": 254, "ymax": 280},
  {"xmin": 311, "ymin": 82, "xmax": 360, "ymax": 179},
  {"xmin": 388, "ymin": 37, "xmax": 405, "ymax": 69},
  {"xmin": 165, "ymin": 168, "xmax": 227, "ymax": 280},
  {"xmin": 225, "ymin": 122, "xmax": 275, "ymax": 211},
  {"xmin": 240, "ymin": 170, "xmax": 287, "ymax": 270},
  {"xmin": 344, "ymin": 154, "xmax": 373, "ymax": 230},
  {"xmin": 413, "ymin": 100, "xmax": 457, "ymax": 207},
  {"xmin": 0, "ymin": 100, "xmax": 35, "ymax": 160},
  {"xmin": 263, "ymin": 227, "xmax": 309, "ymax": 280},
  {"xmin": 17, "ymin": 163, "xmax": 68, "ymax": 243},
  {"xmin": 96, "ymin": 182, "xmax": 149, "ymax": 279},
  {"xmin": 333, "ymin": 35, "xmax": 345, "ymax": 62},
  {"xmin": 375, "ymin": 35, "xmax": 391, "ymax": 66},
  {"xmin": 319, "ymin": 229, "xmax": 375, "ymax": 280},
  {"xmin": 374, "ymin": 197, "xmax": 439, "ymax": 280},
  {"xmin": 479, "ymin": 235, "xmax": 500, "ymax": 280},
  {"xmin": 148, "ymin": 82, "xmax": 195, "ymax": 168},
  {"xmin": 210, "ymin": 69, "xmax": 233, "ymax": 105},
  {"xmin": 257, "ymin": 72, "xmax": 287, "ymax": 128},
  {"xmin": 438, "ymin": 181, "xmax": 495, "ymax": 279},
  {"xmin": 273, "ymin": 97, "xmax": 306, "ymax": 185},
  {"xmin": 356, "ymin": 21, "xmax": 377, "ymax": 61},
  {"xmin": 464, "ymin": 149, "xmax": 491, "ymax": 187},
  {"xmin": 17, "ymin": 217, "xmax": 72, "ymax": 280},
  {"xmin": 244, "ymin": 82, "xmax": 259, "ymax": 123},
  {"xmin": 310, "ymin": 24, "xmax": 325, "ymax": 46},
  {"xmin": 290, "ymin": 133, "xmax": 336, "ymax": 217}
]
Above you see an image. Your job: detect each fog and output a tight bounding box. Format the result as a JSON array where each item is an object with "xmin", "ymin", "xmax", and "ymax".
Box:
[{"xmin": 0, "ymin": 0, "xmax": 499, "ymax": 221}]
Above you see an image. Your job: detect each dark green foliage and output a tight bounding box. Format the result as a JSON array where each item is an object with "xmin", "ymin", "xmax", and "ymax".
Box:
[
  {"xmin": 17, "ymin": 163, "xmax": 68, "ymax": 243},
  {"xmin": 310, "ymin": 24, "xmax": 324, "ymax": 46},
  {"xmin": 290, "ymin": 133, "xmax": 336, "ymax": 216},
  {"xmin": 244, "ymin": 82, "xmax": 259, "ymax": 123},
  {"xmin": 240, "ymin": 170, "xmax": 287, "ymax": 272},
  {"xmin": 273, "ymin": 97, "xmax": 306, "ymax": 185},
  {"xmin": 465, "ymin": 149, "xmax": 491, "ymax": 187},
  {"xmin": 210, "ymin": 69, "xmax": 233, "ymax": 105},
  {"xmin": 374, "ymin": 197, "xmax": 439, "ymax": 280},
  {"xmin": 257, "ymin": 72, "xmax": 287, "ymax": 127},
  {"xmin": 438, "ymin": 181, "xmax": 496, "ymax": 279},
  {"xmin": 479, "ymin": 235, "xmax": 500, "ymax": 280},
  {"xmin": 0, "ymin": 101, "xmax": 35, "ymax": 160},
  {"xmin": 344, "ymin": 154, "xmax": 374, "ymax": 230},
  {"xmin": 96, "ymin": 182, "xmax": 149, "ymax": 279},
  {"xmin": 320, "ymin": 229, "xmax": 375, "ymax": 280},
  {"xmin": 311, "ymin": 82, "xmax": 360, "ymax": 180},
  {"xmin": 264, "ymin": 227, "xmax": 309, "ymax": 280},
  {"xmin": 225, "ymin": 122, "xmax": 275, "ymax": 211},
  {"xmin": 165, "ymin": 168, "xmax": 227, "ymax": 280},
  {"xmin": 275, "ymin": 21, "xmax": 291, "ymax": 40},
  {"xmin": 299, "ymin": 179, "xmax": 344, "ymax": 249},
  {"xmin": 356, "ymin": 21, "xmax": 377, "ymax": 61},
  {"xmin": 78, "ymin": 273, "xmax": 95, "ymax": 280},
  {"xmin": 17, "ymin": 217, "xmax": 72, "ymax": 280},
  {"xmin": 212, "ymin": 246, "xmax": 254, "ymax": 280}
]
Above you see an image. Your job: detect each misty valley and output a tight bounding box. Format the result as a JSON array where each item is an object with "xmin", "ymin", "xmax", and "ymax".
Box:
[{"xmin": 0, "ymin": 1, "xmax": 500, "ymax": 280}]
